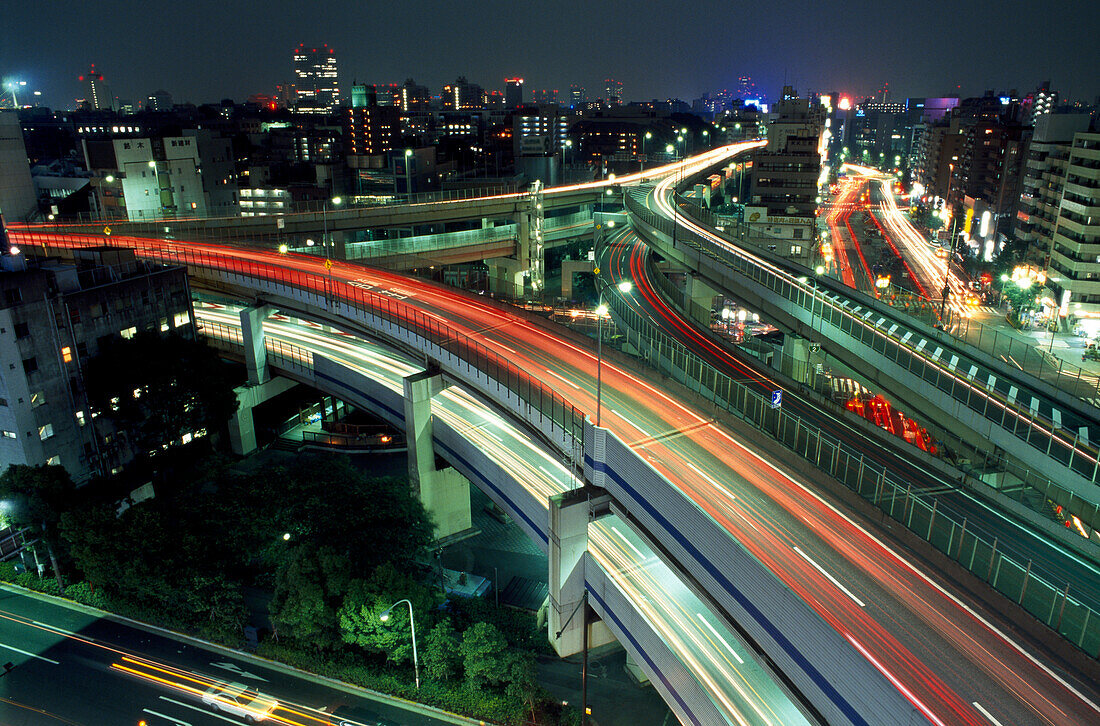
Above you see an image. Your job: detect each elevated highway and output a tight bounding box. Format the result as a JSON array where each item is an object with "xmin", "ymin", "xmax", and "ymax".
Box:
[
  {"xmin": 195, "ymin": 303, "xmax": 811, "ymax": 726},
  {"xmin": 11, "ymin": 227, "xmax": 1100, "ymax": 726},
  {"xmin": 627, "ymin": 171, "xmax": 1100, "ymax": 531}
]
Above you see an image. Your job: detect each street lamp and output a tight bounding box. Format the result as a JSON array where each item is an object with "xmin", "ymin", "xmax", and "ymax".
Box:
[
  {"xmin": 379, "ymin": 599, "xmax": 419, "ymax": 690},
  {"xmin": 595, "ymin": 278, "xmax": 633, "ymax": 426},
  {"xmin": 404, "ymin": 149, "xmax": 413, "ymax": 201},
  {"xmin": 564, "ymin": 139, "xmax": 573, "ymax": 180},
  {"xmin": 147, "ymin": 160, "xmax": 160, "ymax": 219},
  {"xmin": 641, "ymin": 131, "xmax": 652, "ymax": 172}
]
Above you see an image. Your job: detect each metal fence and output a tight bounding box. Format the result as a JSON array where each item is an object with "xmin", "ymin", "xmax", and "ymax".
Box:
[
  {"xmin": 625, "ymin": 190, "xmax": 1100, "ymax": 485},
  {"xmin": 198, "ymin": 318, "xmax": 315, "ymax": 375},
  {"xmin": 24, "ymin": 230, "xmax": 587, "ymax": 471},
  {"xmin": 601, "ymin": 270, "xmax": 1100, "ymax": 658}
]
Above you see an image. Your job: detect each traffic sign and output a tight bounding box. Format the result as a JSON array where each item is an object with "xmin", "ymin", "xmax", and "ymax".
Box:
[
  {"xmin": 103, "ymin": 226, "xmax": 111, "ymax": 236},
  {"xmin": 770, "ymin": 390, "xmax": 782, "ymax": 409}
]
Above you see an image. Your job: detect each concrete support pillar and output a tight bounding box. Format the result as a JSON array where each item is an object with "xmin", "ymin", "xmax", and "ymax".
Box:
[
  {"xmin": 560, "ymin": 259, "xmax": 595, "ymax": 299},
  {"xmin": 684, "ymin": 274, "xmax": 717, "ymax": 328},
  {"xmin": 624, "ymin": 651, "xmax": 651, "ymax": 685},
  {"xmin": 516, "ymin": 211, "xmax": 532, "ymax": 269},
  {"xmin": 548, "ymin": 489, "xmax": 616, "ymax": 657},
  {"xmin": 240, "ymin": 304, "xmax": 273, "ymax": 386},
  {"xmin": 486, "ymin": 256, "xmax": 525, "ymax": 299},
  {"xmin": 228, "ymin": 377, "xmax": 298, "ymax": 455},
  {"xmin": 330, "ymin": 230, "xmax": 347, "ymax": 261},
  {"xmin": 403, "ymin": 371, "xmax": 472, "ymax": 540},
  {"xmin": 783, "ymin": 336, "xmax": 812, "ymax": 384}
]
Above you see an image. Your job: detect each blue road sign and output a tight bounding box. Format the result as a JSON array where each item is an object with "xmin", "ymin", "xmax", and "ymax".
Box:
[{"xmin": 770, "ymin": 389, "xmax": 782, "ymax": 409}]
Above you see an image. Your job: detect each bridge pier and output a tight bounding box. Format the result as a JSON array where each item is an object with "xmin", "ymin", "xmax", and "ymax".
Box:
[
  {"xmin": 228, "ymin": 377, "xmax": 298, "ymax": 455},
  {"xmin": 684, "ymin": 273, "xmax": 717, "ymax": 328},
  {"xmin": 560, "ymin": 259, "xmax": 595, "ymax": 299},
  {"xmin": 548, "ymin": 488, "xmax": 615, "ymax": 658},
  {"xmin": 486, "ymin": 256, "xmax": 525, "ymax": 299},
  {"xmin": 403, "ymin": 370, "xmax": 473, "ymax": 540},
  {"xmin": 240, "ymin": 304, "xmax": 273, "ymax": 385}
]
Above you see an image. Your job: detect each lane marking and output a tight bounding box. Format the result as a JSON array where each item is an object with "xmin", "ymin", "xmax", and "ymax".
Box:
[
  {"xmin": 972, "ymin": 702, "xmax": 1005, "ymax": 726},
  {"xmin": 546, "ymin": 369, "xmax": 581, "ymax": 390},
  {"xmin": 793, "ymin": 547, "xmax": 866, "ymax": 607},
  {"xmin": 32, "ymin": 621, "xmax": 76, "ymax": 636},
  {"xmin": 0, "ymin": 642, "xmax": 59, "ymax": 664},
  {"xmin": 696, "ymin": 613, "xmax": 744, "ymax": 664},
  {"xmin": 159, "ymin": 696, "xmax": 247, "ymax": 726},
  {"xmin": 611, "ymin": 526, "xmax": 646, "ymax": 560},
  {"xmin": 142, "ymin": 708, "xmax": 192, "ymax": 726}
]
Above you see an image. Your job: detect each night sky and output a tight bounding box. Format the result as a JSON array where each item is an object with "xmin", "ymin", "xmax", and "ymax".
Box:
[{"xmin": 2, "ymin": 0, "xmax": 1098, "ymax": 108}]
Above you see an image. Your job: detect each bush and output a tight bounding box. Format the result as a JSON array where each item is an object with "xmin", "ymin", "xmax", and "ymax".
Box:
[{"xmin": 64, "ymin": 581, "xmax": 111, "ymax": 609}]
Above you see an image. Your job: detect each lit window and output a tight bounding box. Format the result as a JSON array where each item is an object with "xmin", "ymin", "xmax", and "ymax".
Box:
[
  {"xmin": 160, "ymin": 318, "xmax": 169, "ymax": 332},
  {"xmin": 61, "ymin": 346, "xmax": 73, "ymax": 363},
  {"xmin": 75, "ymin": 410, "xmax": 86, "ymax": 427},
  {"xmin": 38, "ymin": 423, "xmax": 54, "ymax": 440},
  {"xmin": 47, "ymin": 455, "xmax": 60, "ymax": 466},
  {"xmin": 120, "ymin": 326, "xmax": 137, "ymax": 339},
  {"xmin": 1, "ymin": 430, "xmax": 16, "ymax": 439},
  {"xmin": 173, "ymin": 312, "xmax": 190, "ymax": 327}
]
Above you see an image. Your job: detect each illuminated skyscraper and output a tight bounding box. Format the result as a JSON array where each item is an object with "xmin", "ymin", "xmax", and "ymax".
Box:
[
  {"xmin": 569, "ymin": 85, "xmax": 586, "ymax": 107},
  {"xmin": 79, "ymin": 65, "xmax": 114, "ymax": 111},
  {"xmin": 293, "ymin": 43, "xmax": 341, "ymax": 114},
  {"xmin": 604, "ymin": 78, "xmax": 623, "ymax": 106},
  {"xmin": 505, "ymin": 78, "xmax": 524, "ymax": 107}
]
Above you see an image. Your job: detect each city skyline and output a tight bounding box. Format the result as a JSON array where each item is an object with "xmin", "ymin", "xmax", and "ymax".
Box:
[{"xmin": 2, "ymin": 0, "xmax": 1098, "ymax": 109}]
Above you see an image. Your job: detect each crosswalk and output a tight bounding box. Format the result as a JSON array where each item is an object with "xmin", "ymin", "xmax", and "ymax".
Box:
[
  {"xmin": 830, "ymin": 376, "xmax": 871, "ymax": 399},
  {"xmin": 969, "ymin": 306, "xmax": 1002, "ymax": 316}
]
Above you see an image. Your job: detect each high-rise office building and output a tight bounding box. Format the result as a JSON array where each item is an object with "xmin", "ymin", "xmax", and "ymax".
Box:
[
  {"xmin": 344, "ymin": 106, "xmax": 400, "ymax": 157},
  {"xmin": 292, "ymin": 43, "xmax": 341, "ymax": 114},
  {"xmin": 532, "ymin": 88, "xmax": 559, "ymax": 105},
  {"xmin": 735, "ymin": 75, "xmax": 755, "ymax": 99},
  {"xmin": 441, "ymin": 77, "xmax": 483, "ymax": 111},
  {"xmin": 399, "ymin": 79, "xmax": 431, "ymax": 114},
  {"xmin": 505, "ymin": 78, "xmax": 524, "ymax": 108},
  {"xmin": 145, "ymin": 90, "xmax": 172, "ymax": 112},
  {"xmin": 569, "ymin": 85, "xmax": 586, "ymax": 107},
  {"xmin": 78, "ymin": 65, "xmax": 114, "ymax": 111},
  {"xmin": 604, "ymin": 78, "xmax": 623, "ymax": 106}
]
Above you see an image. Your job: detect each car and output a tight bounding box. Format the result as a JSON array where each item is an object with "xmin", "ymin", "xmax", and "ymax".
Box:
[
  {"xmin": 968, "ymin": 281, "xmax": 983, "ymax": 291},
  {"xmin": 201, "ymin": 681, "xmax": 278, "ymax": 722},
  {"xmin": 331, "ymin": 704, "xmax": 401, "ymax": 726}
]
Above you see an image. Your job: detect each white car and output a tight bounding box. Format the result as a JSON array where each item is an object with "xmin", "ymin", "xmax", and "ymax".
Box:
[{"xmin": 202, "ymin": 681, "xmax": 278, "ymax": 722}]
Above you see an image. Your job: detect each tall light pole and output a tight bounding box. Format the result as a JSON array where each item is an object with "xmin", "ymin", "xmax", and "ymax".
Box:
[
  {"xmin": 666, "ymin": 144, "xmax": 678, "ymax": 248},
  {"xmin": 641, "ymin": 131, "xmax": 652, "ymax": 172},
  {"xmin": 380, "ymin": 599, "xmax": 419, "ymax": 690},
  {"xmin": 595, "ymin": 278, "xmax": 633, "ymax": 426},
  {"xmin": 147, "ymin": 160, "xmax": 161, "ymax": 220},
  {"xmin": 564, "ymin": 139, "xmax": 573, "ymax": 181},
  {"xmin": 404, "ymin": 149, "xmax": 414, "ymax": 201}
]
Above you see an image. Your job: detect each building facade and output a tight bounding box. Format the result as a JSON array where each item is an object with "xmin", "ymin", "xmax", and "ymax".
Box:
[
  {"xmin": 1042, "ymin": 132, "xmax": 1100, "ymax": 322},
  {"xmin": 293, "ymin": 44, "xmax": 341, "ymax": 114},
  {"xmin": 0, "ymin": 248, "xmax": 195, "ymax": 481}
]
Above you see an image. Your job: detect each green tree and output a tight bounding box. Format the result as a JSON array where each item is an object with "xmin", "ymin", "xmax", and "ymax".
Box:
[
  {"xmin": 502, "ymin": 649, "xmax": 539, "ymax": 716},
  {"xmin": 338, "ymin": 563, "xmax": 436, "ymax": 664},
  {"xmin": 422, "ymin": 620, "xmax": 462, "ymax": 682},
  {"xmin": 0, "ymin": 464, "xmax": 77, "ymax": 588},
  {"xmin": 84, "ymin": 331, "xmax": 239, "ymax": 458},
  {"xmin": 461, "ymin": 622, "xmax": 508, "ymax": 690},
  {"xmin": 269, "ymin": 545, "xmax": 352, "ymax": 649},
  {"xmin": 60, "ymin": 500, "xmax": 245, "ymax": 635},
  {"xmin": 212, "ymin": 458, "xmax": 434, "ymax": 575}
]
